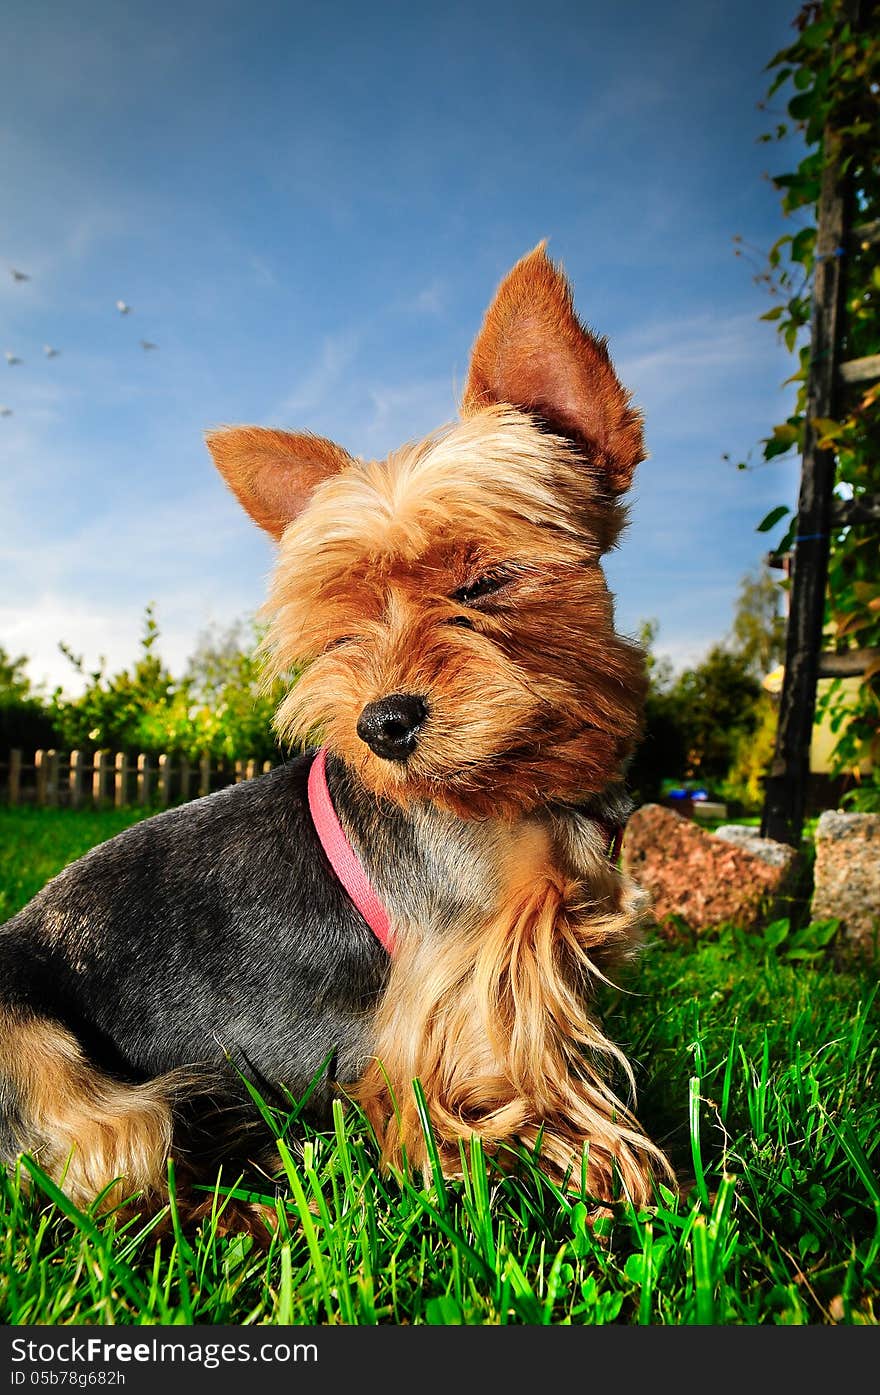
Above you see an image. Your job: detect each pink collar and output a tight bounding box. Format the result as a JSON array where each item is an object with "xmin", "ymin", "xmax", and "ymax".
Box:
[
  {"xmin": 307, "ymin": 747, "xmax": 623, "ymax": 957},
  {"xmin": 307, "ymin": 747, "xmax": 397, "ymax": 955}
]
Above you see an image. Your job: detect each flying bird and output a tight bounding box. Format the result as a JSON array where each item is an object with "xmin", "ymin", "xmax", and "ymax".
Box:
[
  {"xmin": 116, "ymin": 299, "xmax": 132, "ymax": 314},
  {"xmin": 140, "ymin": 339, "xmax": 158, "ymax": 351},
  {"xmin": 9, "ymin": 268, "xmax": 30, "ymax": 282},
  {"xmin": 43, "ymin": 344, "xmax": 60, "ymax": 358},
  {"xmin": 0, "ymin": 406, "xmax": 12, "ymax": 417},
  {"xmin": 5, "ymin": 351, "xmax": 22, "ymax": 365}
]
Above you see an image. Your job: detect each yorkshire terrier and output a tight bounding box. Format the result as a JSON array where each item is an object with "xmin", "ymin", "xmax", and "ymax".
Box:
[{"xmin": 0, "ymin": 244, "xmax": 671, "ymax": 1221}]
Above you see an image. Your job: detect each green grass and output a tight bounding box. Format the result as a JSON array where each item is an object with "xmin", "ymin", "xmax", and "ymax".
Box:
[
  {"xmin": 0, "ymin": 808, "xmax": 878, "ymax": 1325},
  {"xmin": 0, "ymin": 806, "xmax": 148, "ymax": 923}
]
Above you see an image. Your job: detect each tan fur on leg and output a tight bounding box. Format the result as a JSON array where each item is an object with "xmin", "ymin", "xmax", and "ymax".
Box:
[{"xmin": 0, "ymin": 1010, "xmax": 189, "ymax": 1207}]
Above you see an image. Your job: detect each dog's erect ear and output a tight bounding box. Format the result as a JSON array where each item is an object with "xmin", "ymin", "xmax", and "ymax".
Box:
[
  {"xmin": 205, "ymin": 427, "xmax": 354, "ymax": 539},
  {"xmin": 461, "ymin": 243, "xmax": 644, "ymax": 495}
]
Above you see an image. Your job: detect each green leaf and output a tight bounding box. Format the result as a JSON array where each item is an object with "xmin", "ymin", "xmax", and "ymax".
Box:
[
  {"xmin": 791, "ymin": 919, "xmax": 840, "ymax": 950},
  {"xmin": 425, "ymin": 1295, "xmax": 463, "ymax": 1324},
  {"xmin": 757, "ymin": 504, "xmax": 791, "ymax": 533},
  {"xmin": 763, "ymin": 918, "xmax": 790, "ymax": 949},
  {"xmin": 788, "ymin": 92, "xmax": 817, "ymax": 122},
  {"xmin": 798, "ymin": 1232, "xmax": 820, "ymax": 1259},
  {"xmin": 775, "ymin": 421, "xmax": 803, "ymax": 443},
  {"xmin": 798, "ymin": 19, "xmax": 834, "ymax": 50},
  {"xmin": 598, "ymin": 1292, "xmax": 625, "ymax": 1323},
  {"xmin": 813, "ymin": 416, "xmax": 844, "ymax": 443},
  {"xmin": 764, "ymin": 423, "xmax": 800, "ymax": 460},
  {"xmin": 790, "ymin": 227, "xmax": 815, "ymax": 264},
  {"xmin": 776, "ymin": 517, "xmax": 798, "ymax": 555},
  {"xmin": 767, "ymin": 67, "xmax": 792, "ymax": 97}
]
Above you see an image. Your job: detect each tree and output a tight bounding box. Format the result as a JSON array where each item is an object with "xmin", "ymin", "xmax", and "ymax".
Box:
[
  {"xmin": 48, "ymin": 607, "xmax": 288, "ymax": 762},
  {"xmin": 50, "ymin": 604, "xmax": 177, "ymax": 755},
  {"xmin": 669, "ymin": 647, "xmax": 763, "ymax": 786},
  {"xmin": 0, "ymin": 647, "xmax": 60, "ymax": 750},
  {"xmin": 627, "ymin": 621, "xmax": 687, "ymax": 803},
  {"xmin": 629, "ymin": 598, "xmax": 775, "ymax": 809},
  {"xmin": 730, "ymin": 565, "xmax": 787, "ymax": 680},
  {"xmin": 169, "ymin": 618, "xmax": 289, "ymax": 763},
  {"xmin": 0, "ymin": 648, "xmax": 37, "ymax": 706}
]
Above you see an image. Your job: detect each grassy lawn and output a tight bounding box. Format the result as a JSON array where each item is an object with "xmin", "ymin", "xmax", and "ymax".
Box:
[
  {"xmin": 0, "ymin": 806, "xmax": 149, "ymax": 925},
  {"xmin": 0, "ymin": 807, "xmax": 878, "ymax": 1325}
]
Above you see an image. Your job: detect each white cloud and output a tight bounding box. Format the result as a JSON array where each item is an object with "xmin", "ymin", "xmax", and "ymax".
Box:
[
  {"xmin": 1, "ymin": 457, "xmax": 274, "ymax": 695},
  {"xmin": 616, "ymin": 310, "xmax": 792, "ymax": 424},
  {"xmin": 652, "ymin": 633, "xmax": 716, "ymax": 674},
  {"xmin": 268, "ymin": 330, "xmax": 361, "ymax": 421},
  {"xmin": 1, "ymin": 587, "xmax": 264, "ymax": 697},
  {"xmin": 359, "ymin": 377, "xmax": 459, "ymax": 457},
  {"xmin": 401, "ymin": 280, "xmax": 446, "ymax": 316}
]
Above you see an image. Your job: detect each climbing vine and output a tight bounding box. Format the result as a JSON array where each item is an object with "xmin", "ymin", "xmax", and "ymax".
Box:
[{"xmin": 745, "ymin": 0, "xmax": 879, "ymax": 808}]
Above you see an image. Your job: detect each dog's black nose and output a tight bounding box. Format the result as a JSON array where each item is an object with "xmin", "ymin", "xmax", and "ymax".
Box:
[{"xmin": 356, "ymin": 694, "xmax": 428, "ymax": 761}]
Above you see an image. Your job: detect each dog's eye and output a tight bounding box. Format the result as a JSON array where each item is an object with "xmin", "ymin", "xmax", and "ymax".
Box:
[{"xmin": 451, "ymin": 572, "xmax": 509, "ymax": 606}]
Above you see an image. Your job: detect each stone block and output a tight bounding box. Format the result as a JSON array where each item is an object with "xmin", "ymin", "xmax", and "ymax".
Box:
[
  {"xmin": 621, "ymin": 804, "xmax": 801, "ymax": 933},
  {"xmin": 812, "ymin": 811, "xmax": 880, "ymax": 961}
]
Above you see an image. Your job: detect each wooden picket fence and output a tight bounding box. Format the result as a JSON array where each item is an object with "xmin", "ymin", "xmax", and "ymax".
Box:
[{"xmin": 1, "ymin": 748, "xmax": 276, "ymax": 810}]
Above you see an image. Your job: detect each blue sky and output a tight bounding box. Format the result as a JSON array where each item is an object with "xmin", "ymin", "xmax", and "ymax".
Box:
[{"xmin": 1, "ymin": 0, "xmax": 805, "ymax": 694}]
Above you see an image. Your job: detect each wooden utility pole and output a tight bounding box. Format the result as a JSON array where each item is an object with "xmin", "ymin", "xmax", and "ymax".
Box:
[{"xmin": 761, "ymin": 132, "xmax": 850, "ymax": 847}]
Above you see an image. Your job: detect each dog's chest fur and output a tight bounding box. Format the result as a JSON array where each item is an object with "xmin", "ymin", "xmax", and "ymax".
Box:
[{"xmin": 328, "ymin": 752, "xmax": 633, "ymax": 941}]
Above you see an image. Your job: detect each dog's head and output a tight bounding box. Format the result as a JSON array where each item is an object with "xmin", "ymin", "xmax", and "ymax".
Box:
[{"xmin": 206, "ymin": 245, "xmax": 647, "ymax": 817}]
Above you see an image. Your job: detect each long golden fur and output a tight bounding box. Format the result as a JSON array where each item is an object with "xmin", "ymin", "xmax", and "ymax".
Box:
[{"xmin": 352, "ymin": 817, "xmax": 669, "ymax": 1204}]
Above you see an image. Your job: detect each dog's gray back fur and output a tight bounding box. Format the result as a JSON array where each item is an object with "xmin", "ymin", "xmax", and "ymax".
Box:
[{"xmin": 0, "ymin": 756, "xmax": 388, "ymax": 1113}]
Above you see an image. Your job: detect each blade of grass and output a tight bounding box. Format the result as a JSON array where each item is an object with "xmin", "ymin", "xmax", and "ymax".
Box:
[
  {"xmin": 304, "ymin": 1157, "xmax": 355, "ymax": 1324},
  {"xmin": 19, "ymin": 1155, "xmax": 159, "ymax": 1317},
  {"xmin": 821, "ymin": 1109, "xmax": 880, "ymax": 1266},
  {"xmin": 278, "ymin": 1241, "xmax": 293, "ymax": 1324},
  {"xmin": 275, "ymin": 1138, "xmax": 335, "ymax": 1321},
  {"xmin": 720, "ymin": 1019, "xmax": 739, "ymax": 1127},
  {"xmin": 166, "ymin": 1158, "xmax": 195, "ymax": 1322},
  {"xmin": 638, "ymin": 1221, "xmax": 655, "ymax": 1325},
  {"xmin": 411, "ymin": 1078, "xmax": 448, "ymax": 1213},
  {"xmin": 332, "ymin": 1097, "xmax": 355, "ymax": 1198},
  {"xmin": 277, "ymin": 1049, "xmax": 339, "ymax": 1131},
  {"xmin": 688, "ymin": 1077, "xmax": 710, "ymax": 1208},
  {"xmin": 690, "ymin": 1217, "xmax": 715, "ymax": 1324},
  {"xmin": 466, "ymin": 1135, "xmax": 496, "ymax": 1270}
]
